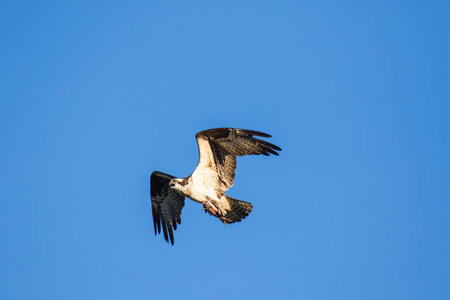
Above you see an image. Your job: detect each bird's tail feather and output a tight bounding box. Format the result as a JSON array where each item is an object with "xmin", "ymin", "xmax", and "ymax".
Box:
[{"xmin": 223, "ymin": 196, "xmax": 253, "ymax": 224}]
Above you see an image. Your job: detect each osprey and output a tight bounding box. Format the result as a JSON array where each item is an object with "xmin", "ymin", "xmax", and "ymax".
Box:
[{"xmin": 150, "ymin": 128, "xmax": 281, "ymax": 245}]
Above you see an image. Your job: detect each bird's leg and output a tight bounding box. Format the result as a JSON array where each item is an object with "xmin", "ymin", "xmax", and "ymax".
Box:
[
  {"xmin": 219, "ymin": 216, "xmax": 232, "ymax": 225},
  {"xmin": 202, "ymin": 200, "xmax": 232, "ymax": 225},
  {"xmin": 202, "ymin": 201, "xmax": 219, "ymax": 215}
]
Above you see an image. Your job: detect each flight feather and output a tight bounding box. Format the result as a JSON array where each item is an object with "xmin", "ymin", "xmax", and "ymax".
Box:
[{"xmin": 150, "ymin": 171, "xmax": 185, "ymax": 245}]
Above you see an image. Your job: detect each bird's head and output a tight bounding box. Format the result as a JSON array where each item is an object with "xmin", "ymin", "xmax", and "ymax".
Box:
[{"xmin": 169, "ymin": 178, "xmax": 187, "ymax": 192}]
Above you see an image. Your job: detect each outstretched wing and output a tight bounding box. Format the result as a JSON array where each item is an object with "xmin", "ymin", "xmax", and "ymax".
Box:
[
  {"xmin": 150, "ymin": 171, "xmax": 185, "ymax": 245},
  {"xmin": 194, "ymin": 128, "xmax": 282, "ymax": 194}
]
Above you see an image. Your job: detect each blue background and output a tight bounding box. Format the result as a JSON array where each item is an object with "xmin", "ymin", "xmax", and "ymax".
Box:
[{"xmin": 1, "ymin": 1, "xmax": 449, "ymax": 299}]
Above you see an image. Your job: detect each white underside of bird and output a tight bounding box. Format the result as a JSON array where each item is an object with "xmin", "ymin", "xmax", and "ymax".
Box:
[{"xmin": 170, "ymin": 171, "xmax": 232, "ymax": 222}]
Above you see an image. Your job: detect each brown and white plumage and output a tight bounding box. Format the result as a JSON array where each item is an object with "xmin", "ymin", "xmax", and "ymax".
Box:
[
  {"xmin": 194, "ymin": 128, "xmax": 281, "ymax": 195},
  {"xmin": 150, "ymin": 128, "xmax": 281, "ymax": 245}
]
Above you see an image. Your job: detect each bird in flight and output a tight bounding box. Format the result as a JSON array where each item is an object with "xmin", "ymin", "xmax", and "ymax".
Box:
[{"xmin": 150, "ymin": 128, "xmax": 281, "ymax": 245}]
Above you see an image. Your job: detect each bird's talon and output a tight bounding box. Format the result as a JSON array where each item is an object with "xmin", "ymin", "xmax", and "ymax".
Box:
[{"xmin": 220, "ymin": 216, "xmax": 232, "ymax": 223}]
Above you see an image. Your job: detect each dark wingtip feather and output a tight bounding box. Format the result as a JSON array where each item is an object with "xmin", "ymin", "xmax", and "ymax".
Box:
[
  {"xmin": 272, "ymin": 145, "xmax": 282, "ymax": 151},
  {"xmin": 264, "ymin": 147, "xmax": 280, "ymax": 156},
  {"xmin": 237, "ymin": 129, "xmax": 282, "ymax": 156},
  {"xmin": 239, "ymin": 129, "xmax": 272, "ymax": 138},
  {"xmin": 161, "ymin": 222, "xmax": 169, "ymax": 243},
  {"xmin": 153, "ymin": 221, "xmax": 158, "ymax": 235},
  {"xmin": 151, "ymin": 204, "xmax": 161, "ymax": 234},
  {"xmin": 261, "ymin": 141, "xmax": 281, "ymax": 152},
  {"xmin": 152, "ymin": 210, "xmax": 158, "ymax": 235},
  {"xmin": 168, "ymin": 225, "xmax": 174, "ymax": 245}
]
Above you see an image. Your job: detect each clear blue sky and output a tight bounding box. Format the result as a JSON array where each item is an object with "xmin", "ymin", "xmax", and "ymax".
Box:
[{"xmin": 1, "ymin": 1, "xmax": 449, "ymax": 299}]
